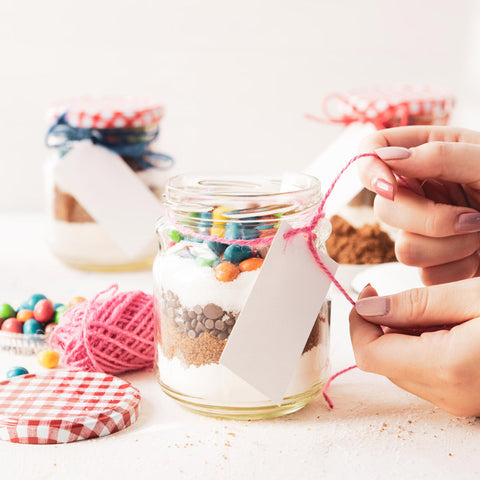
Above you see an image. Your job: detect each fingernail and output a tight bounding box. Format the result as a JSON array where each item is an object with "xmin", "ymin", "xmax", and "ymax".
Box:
[
  {"xmin": 455, "ymin": 213, "xmax": 480, "ymax": 233},
  {"xmin": 373, "ymin": 178, "xmax": 394, "ymax": 201},
  {"xmin": 355, "ymin": 297, "xmax": 391, "ymax": 316},
  {"xmin": 375, "ymin": 146, "xmax": 410, "ymax": 160}
]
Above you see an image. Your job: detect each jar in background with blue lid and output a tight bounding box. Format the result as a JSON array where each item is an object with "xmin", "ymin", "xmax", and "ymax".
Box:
[{"xmin": 45, "ymin": 96, "xmax": 174, "ymax": 271}]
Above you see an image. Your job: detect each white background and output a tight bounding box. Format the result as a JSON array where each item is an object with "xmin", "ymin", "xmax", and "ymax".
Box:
[{"xmin": 1, "ymin": 0, "xmax": 480, "ymax": 211}]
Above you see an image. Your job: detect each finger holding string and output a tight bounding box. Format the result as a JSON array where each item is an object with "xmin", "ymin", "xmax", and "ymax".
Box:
[{"xmin": 357, "ymin": 125, "xmax": 480, "ymax": 201}]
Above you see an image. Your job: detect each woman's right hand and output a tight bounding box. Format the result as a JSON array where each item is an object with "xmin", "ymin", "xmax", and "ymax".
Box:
[{"xmin": 357, "ymin": 126, "xmax": 480, "ymax": 285}]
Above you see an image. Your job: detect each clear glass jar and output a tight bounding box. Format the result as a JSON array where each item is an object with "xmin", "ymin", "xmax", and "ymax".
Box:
[
  {"xmin": 45, "ymin": 97, "xmax": 172, "ymax": 271},
  {"xmin": 153, "ymin": 172, "xmax": 332, "ymax": 419}
]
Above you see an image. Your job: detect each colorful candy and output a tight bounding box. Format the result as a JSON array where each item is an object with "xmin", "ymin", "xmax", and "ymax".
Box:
[
  {"xmin": 54, "ymin": 305, "xmax": 69, "ymax": 324},
  {"xmin": 33, "ymin": 299, "xmax": 55, "ymax": 323},
  {"xmin": 207, "ymin": 241, "xmax": 227, "ymax": 256},
  {"xmin": 22, "ymin": 293, "xmax": 47, "ymax": 311},
  {"xmin": 169, "ymin": 230, "xmax": 183, "ymax": 243},
  {"xmin": 16, "ymin": 309, "xmax": 34, "ymax": 323},
  {"xmin": 196, "ymin": 257, "xmax": 216, "ymax": 267},
  {"xmin": 6, "ymin": 366, "xmax": 29, "ymax": 378},
  {"xmin": 224, "ymin": 245, "xmax": 252, "ymax": 264},
  {"xmin": 0, "ymin": 303, "xmax": 16, "ymax": 320},
  {"xmin": 23, "ymin": 319, "xmax": 45, "ymax": 335},
  {"xmin": 68, "ymin": 297, "xmax": 86, "ymax": 307},
  {"xmin": 2, "ymin": 318, "xmax": 23, "ymax": 333},
  {"xmin": 37, "ymin": 350, "xmax": 60, "ymax": 369},
  {"xmin": 44, "ymin": 323, "xmax": 57, "ymax": 335},
  {"xmin": 214, "ymin": 262, "xmax": 240, "ymax": 282},
  {"xmin": 239, "ymin": 257, "xmax": 264, "ymax": 272}
]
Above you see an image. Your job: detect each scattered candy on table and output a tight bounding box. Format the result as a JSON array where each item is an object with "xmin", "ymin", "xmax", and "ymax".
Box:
[
  {"xmin": 6, "ymin": 366, "xmax": 29, "ymax": 378},
  {"xmin": 37, "ymin": 350, "xmax": 60, "ymax": 369}
]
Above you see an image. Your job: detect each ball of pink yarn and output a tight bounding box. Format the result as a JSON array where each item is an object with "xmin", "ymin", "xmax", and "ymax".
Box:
[{"xmin": 49, "ymin": 285, "xmax": 155, "ymax": 374}]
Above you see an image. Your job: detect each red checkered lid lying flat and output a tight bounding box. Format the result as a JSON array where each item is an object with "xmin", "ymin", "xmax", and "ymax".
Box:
[
  {"xmin": 0, "ymin": 371, "xmax": 141, "ymax": 444},
  {"xmin": 47, "ymin": 96, "xmax": 164, "ymax": 129}
]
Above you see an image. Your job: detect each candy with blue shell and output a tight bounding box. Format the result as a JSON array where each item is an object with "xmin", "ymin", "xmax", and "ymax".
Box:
[
  {"xmin": 23, "ymin": 319, "xmax": 45, "ymax": 335},
  {"xmin": 22, "ymin": 294, "xmax": 47, "ymax": 311},
  {"xmin": 224, "ymin": 245, "xmax": 252, "ymax": 264},
  {"xmin": 6, "ymin": 366, "xmax": 29, "ymax": 379},
  {"xmin": 207, "ymin": 241, "xmax": 227, "ymax": 256}
]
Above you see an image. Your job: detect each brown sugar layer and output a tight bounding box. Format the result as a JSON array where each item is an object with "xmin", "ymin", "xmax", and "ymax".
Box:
[
  {"xmin": 326, "ymin": 215, "xmax": 396, "ymax": 264},
  {"xmin": 54, "ymin": 186, "xmax": 94, "ymax": 223},
  {"xmin": 158, "ymin": 290, "xmax": 324, "ymax": 367}
]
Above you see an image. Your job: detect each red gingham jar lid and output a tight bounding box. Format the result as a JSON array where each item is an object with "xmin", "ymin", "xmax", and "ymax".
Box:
[
  {"xmin": 337, "ymin": 85, "xmax": 455, "ymax": 119},
  {"xmin": 0, "ymin": 371, "xmax": 141, "ymax": 444},
  {"xmin": 47, "ymin": 96, "xmax": 164, "ymax": 129}
]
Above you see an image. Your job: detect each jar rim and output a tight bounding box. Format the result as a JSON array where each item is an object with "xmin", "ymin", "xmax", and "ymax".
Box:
[
  {"xmin": 164, "ymin": 172, "xmax": 322, "ymax": 210},
  {"xmin": 159, "ymin": 172, "xmax": 330, "ymax": 239}
]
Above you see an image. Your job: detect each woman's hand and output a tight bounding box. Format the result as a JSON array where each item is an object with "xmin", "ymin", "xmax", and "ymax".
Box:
[
  {"xmin": 358, "ymin": 126, "xmax": 480, "ymax": 285},
  {"xmin": 350, "ymin": 280, "xmax": 480, "ymax": 417}
]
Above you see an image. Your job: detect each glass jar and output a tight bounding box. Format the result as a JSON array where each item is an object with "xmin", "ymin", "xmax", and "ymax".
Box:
[
  {"xmin": 45, "ymin": 96, "xmax": 173, "ymax": 271},
  {"xmin": 153, "ymin": 172, "xmax": 332, "ymax": 419},
  {"xmin": 321, "ymin": 86, "xmax": 455, "ymax": 269}
]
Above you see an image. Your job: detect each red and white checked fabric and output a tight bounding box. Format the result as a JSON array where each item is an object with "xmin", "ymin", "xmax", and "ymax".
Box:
[
  {"xmin": 0, "ymin": 371, "xmax": 141, "ymax": 444},
  {"xmin": 316, "ymin": 85, "xmax": 455, "ymax": 129},
  {"xmin": 47, "ymin": 96, "xmax": 164, "ymax": 129}
]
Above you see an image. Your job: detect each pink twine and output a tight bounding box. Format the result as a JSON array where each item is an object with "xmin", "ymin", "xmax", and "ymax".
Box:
[
  {"xmin": 49, "ymin": 285, "xmax": 155, "ymax": 374},
  {"xmin": 172, "ymin": 221, "xmax": 274, "ymax": 246},
  {"xmin": 322, "ymin": 365, "xmax": 358, "ymax": 409}
]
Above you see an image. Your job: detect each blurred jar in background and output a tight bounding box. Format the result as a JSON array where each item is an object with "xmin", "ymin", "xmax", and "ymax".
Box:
[
  {"xmin": 45, "ymin": 96, "xmax": 173, "ymax": 271},
  {"xmin": 319, "ymin": 86, "xmax": 455, "ymax": 267}
]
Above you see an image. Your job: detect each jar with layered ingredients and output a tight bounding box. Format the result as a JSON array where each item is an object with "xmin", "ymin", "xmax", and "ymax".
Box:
[
  {"xmin": 45, "ymin": 96, "xmax": 173, "ymax": 271},
  {"xmin": 153, "ymin": 173, "xmax": 332, "ymax": 419}
]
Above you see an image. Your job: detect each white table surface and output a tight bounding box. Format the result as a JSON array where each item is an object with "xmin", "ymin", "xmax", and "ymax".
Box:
[{"xmin": 1, "ymin": 213, "xmax": 479, "ymax": 480}]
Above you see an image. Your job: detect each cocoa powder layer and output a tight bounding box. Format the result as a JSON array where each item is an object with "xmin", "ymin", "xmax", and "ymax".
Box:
[
  {"xmin": 54, "ymin": 186, "xmax": 94, "ymax": 223},
  {"xmin": 326, "ymin": 215, "xmax": 396, "ymax": 264}
]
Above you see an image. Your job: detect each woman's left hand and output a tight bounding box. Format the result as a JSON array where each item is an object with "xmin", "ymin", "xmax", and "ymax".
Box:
[{"xmin": 350, "ymin": 279, "xmax": 480, "ymax": 417}]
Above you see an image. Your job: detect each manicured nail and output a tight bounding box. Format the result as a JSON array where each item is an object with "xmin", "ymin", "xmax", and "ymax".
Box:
[
  {"xmin": 356, "ymin": 297, "xmax": 391, "ymax": 316},
  {"xmin": 373, "ymin": 178, "xmax": 394, "ymax": 201},
  {"xmin": 455, "ymin": 213, "xmax": 480, "ymax": 233},
  {"xmin": 375, "ymin": 146, "xmax": 410, "ymax": 160}
]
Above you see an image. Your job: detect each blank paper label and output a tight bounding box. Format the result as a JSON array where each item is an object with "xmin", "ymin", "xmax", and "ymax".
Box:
[
  {"xmin": 54, "ymin": 140, "xmax": 162, "ymax": 257},
  {"xmin": 220, "ymin": 221, "xmax": 337, "ymax": 405}
]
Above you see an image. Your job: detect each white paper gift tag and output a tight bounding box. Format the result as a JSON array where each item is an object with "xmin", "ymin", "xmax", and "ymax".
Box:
[
  {"xmin": 54, "ymin": 140, "xmax": 162, "ymax": 257},
  {"xmin": 220, "ymin": 221, "xmax": 338, "ymax": 405},
  {"xmin": 305, "ymin": 122, "xmax": 376, "ymax": 216}
]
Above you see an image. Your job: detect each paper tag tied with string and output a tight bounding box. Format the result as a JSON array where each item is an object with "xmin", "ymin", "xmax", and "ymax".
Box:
[
  {"xmin": 54, "ymin": 140, "xmax": 163, "ymax": 258},
  {"xmin": 220, "ymin": 221, "xmax": 338, "ymax": 405}
]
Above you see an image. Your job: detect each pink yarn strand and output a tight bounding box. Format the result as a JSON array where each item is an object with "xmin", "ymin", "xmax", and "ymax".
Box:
[{"xmin": 322, "ymin": 365, "xmax": 357, "ymax": 409}]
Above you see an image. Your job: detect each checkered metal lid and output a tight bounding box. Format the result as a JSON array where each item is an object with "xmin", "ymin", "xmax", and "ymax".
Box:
[
  {"xmin": 0, "ymin": 371, "xmax": 141, "ymax": 444},
  {"xmin": 47, "ymin": 96, "xmax": 164, "ymax": 129},
  {"xmin": 337, "ymin": 85, "xmax": 455, "ymax": 119}
]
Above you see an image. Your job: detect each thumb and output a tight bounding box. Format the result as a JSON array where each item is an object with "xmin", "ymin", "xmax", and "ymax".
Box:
[{"xmin": 355, "ymin": 278, "xmax": 480, "ymax": 329}]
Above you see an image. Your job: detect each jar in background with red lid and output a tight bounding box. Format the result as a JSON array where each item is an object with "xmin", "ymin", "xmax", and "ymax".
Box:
[{"xmin": 45, "ymin": 96, "xmax": 173, "ymax": 271}]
